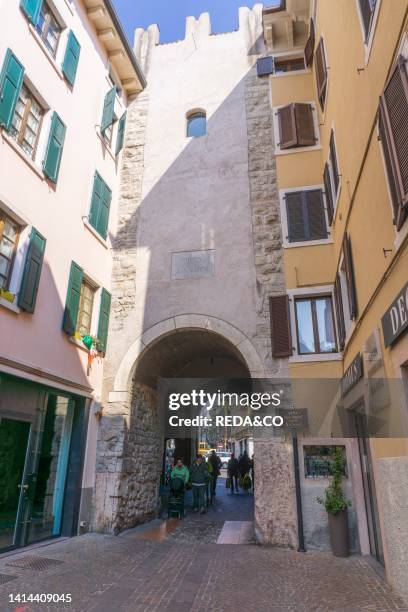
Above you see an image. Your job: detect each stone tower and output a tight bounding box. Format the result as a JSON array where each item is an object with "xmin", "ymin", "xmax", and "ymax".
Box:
[{"xmin": 94, "ymin": 5, "xmax": 298, "ymax": 547}]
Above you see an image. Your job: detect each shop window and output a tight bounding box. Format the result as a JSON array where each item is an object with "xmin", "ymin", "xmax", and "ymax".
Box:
[
  {"xmin": 294, "ymin": 295, "xmax": 337, "ymax": 355},
  {"xmin": 35, "ymin": 1, "xmax": 62, "ymax": 57},
  {"xmin": 0, "ymin": 212, "xmax": 20, "ymax": 290},
  {"xmin": 304, "ymin": 445, "xmax": 347, "ymax": 478},
  {"xmin": 10, "ymin": 84, "xmax": 44, "ymax": 160},
  {"xmin": 187, "ymin": 112, "xmax": 206, "ymax": 138}
]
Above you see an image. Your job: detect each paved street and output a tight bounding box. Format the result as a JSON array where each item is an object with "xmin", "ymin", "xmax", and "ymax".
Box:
[{"xmin": 0, "ymin": 481, "xmax": 406, "ymax": 612}]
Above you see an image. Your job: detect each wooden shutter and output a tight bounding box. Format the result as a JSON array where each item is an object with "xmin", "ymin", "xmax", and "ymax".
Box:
[
  {"xmin": 43, "ymin": 112, "xmax": 66, "ymax": 183},
  {"xmin": 257, "ymin": 56, "xmax": 274, "ymax": 77},
  {"xmin": 62, "ymin": 31, "xmax": 81, "ymax": 86},
  {"xmin": 0, "ymin": 49, "xmax": 24, "ymax": 130},
  {"xmin": 89, "ymin": 173, "xmax": 111, "ymax": 239},
  {"xmin": 115, "ymin": 111, "xmax": 127, "ymax": 155},
  {"xmin": 101, "ymin": 87, "xmax": 116, "ymax": 133},
  {"xmin": 378, "ymin": 56, "xmax": 408, "ymax": 230},
  {"xmin": 343, "ymin": 234, "xmax": 358, "ymax": 320},
  {"xmin": 358, "ymin": 0, "xmax": 375, "ymax": 42},
  {"xmin": 20, "ymin": 0, "xmax": 42, "ymax": 25},
  {"xmin": 294, "ymin": 103, "xmax": 316, "ymax": 146},
  {"xmin": 278, "ymin": 104, "xmax": 297, "ymax": 149},
  {"xmin": 315, "ymin": 38, "xmax": 328, "ymax": 110},
  {"xmin": 269, "ymin": 295, "xmax": 293, "ymax": 358},
  {"xmin": 323, "ymin": 162, "xmax": 334, "ymax": 225},
  {"xmin": 286, "ymin": 192, "xmax": 306, "ymax": 242},
  {"xmin": 63, "ymin": 261, "xmax": 83, "ymax": 335},
  {"xmin": 329, "ymin": 131, "xmax": 340, "ymax": 195},
  {"xmin": 305, "ymin": 190, "xmax": 327, "ymax": 240},
  {"xmin": 97, "ymin": 288, "xmax": 111, "ymax": 352},
  {"xmin": 333, "ymin": 274, "xmax": 346, "ymax": 350},
  {"xmin": 304, "ymin": 18, "xmax": 315, "ymax": 68},
  {"xmin": 17, "ymin": 228, "xmax": 46, "ymax": 313}
]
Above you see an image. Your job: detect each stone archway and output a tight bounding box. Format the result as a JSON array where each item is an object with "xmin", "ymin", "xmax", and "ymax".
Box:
[{"xmin": 94, "ymin": 317, "xmax": 262, "ymax": 534}]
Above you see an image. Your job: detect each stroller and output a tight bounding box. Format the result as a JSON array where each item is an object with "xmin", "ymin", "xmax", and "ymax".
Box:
[{"xmin": 167, "ymin": 476, "xmax": 185, "ymax": 519}]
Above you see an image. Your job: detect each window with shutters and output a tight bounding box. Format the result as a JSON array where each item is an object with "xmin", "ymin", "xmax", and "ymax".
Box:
[
  {"xmin": 76, "ymin": 278, "xmax": 96, "ymax": 337},
  {"xmin": 323, "ymin": 129, "xmax": 341, "ymax": 223},
  {"xmin": 335, "ymin": 235, "xmax": 358, "ymax": 346},
  {"xmin": 0, "ymin": 212, "xmax": 20, "ymax": 290},
  {"xmin": 273, "ymin": 56, "xmax": 306, "ymax": 75},
  {"xmin": 315, "ymin": 37, "xmax": 328, "ymax": 111},
  {"xmin": 294, "ymin": 296, "xmax": 337, "ymax": 355},
  {"xmin": 378, "ymin": 54, "xmax": 408, "ymax": 232},
  {"xmin": 280, "ymin": 186, "xmax": 330, "ymax": 247},
  {"xmin": 35, "ymin": 1, "xmax": 62, "ymax": 57},
  {"xmin": 10, "ymin": 83, "xmax": 44, "ymax": 160},
  {"xmin": 273, "ymin": 102, "xmax": 320, "ymax": 154},
  {"xmin": 88, "ymin": 172, "xmax": 112, "ymax": 240}
]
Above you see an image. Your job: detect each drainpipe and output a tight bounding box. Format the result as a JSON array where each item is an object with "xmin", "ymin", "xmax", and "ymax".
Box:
[{"xmin": 292, "ymin": 434, "xmax": 306, "ymax": 552}]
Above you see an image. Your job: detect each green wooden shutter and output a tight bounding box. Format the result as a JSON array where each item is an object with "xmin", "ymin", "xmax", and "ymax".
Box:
[
  {"xmin": 115, "ymin": 111, "xmax": 127, "ymax": 155},
  {"xmin": 17, "ymin": 228, "xmax": 46, "ymax": 313},
  {"xmin": 62, "ymin": 31, "xmax": 81, "ymax": 86},
  {"xmin": 63, "ymin": 262, "xmax": 83, "ymax": 335},
  {"xmin": 0, "ymin": 49, "xmax": 24, "ymax": 130},
  {"xmin": 100, "ymin": 87, "xmax": 116, "ymax": 132},
  {"xmin": 43, "ymin": 112, "xmax": 66, "ymax": 183},
  {"xmin": 20, "ymin": 0, "xmax": 42, "ymax": 25},
  {"xmin": 97, "ymin": 288, "xmax": 111, "ymax": 352},
  {"xmin": 89, "ymin": 172, "xmax": 111, "ymax": 239}
]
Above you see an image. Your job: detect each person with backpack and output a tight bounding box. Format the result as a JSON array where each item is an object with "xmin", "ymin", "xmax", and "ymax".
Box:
[
  {"xmin": 227, "ymin": 453, "xmax": 239, "ymax": 494},
  {"xmin": 190, "ymin": 453, "xmax": 209, "ymax": 513},
  {"xmin": 208, "ymin": 450, "xmax": 222, "ymax": 498}
]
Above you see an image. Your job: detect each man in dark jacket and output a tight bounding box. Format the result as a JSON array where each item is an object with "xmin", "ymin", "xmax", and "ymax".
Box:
[
  {"xmin": 208, "ymin": 450, "xmax": 222, "ymax": 498},
  {"xmin": 227, "ymin": 453, "xmax": 239, "ymax": 493},
  {"xmin": 238, "ymin": 451, "xmax": 250, "ymax": 479},
  {"xmin": 190, "ymin": 454, "xmax": 209, "ymax": 513}
]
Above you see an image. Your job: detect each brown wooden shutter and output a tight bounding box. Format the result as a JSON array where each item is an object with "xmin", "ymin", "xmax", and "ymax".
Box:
[
  {"xmin": 269, "ymin": 295, "xmax": 293, "ymax": 358},
  {"xmin": 304, "ymin": 18, "xmax": 315, "ymax": 68},
  {"xmin": 294, "ymin": 103, "xmax": 316, "ymax": 146},
  {"xmin": 278, "ymin": 104, "xmax": 297, "ymax": 149},
  {"xmin": 315, "ymin": 38, "xmax": 328, "ymax": 110},
  {"xmin": 334, "ymin": 274, "xmax": 346, "ymax": 349},
  {"xmin": 329, "ymin": 130, "xmax": 340, "ymax": 195},
  {"xmin": 305, "ymin": 190, "xmax": 328, "ymax": 240},
  {"xmin": 343, "ymin": 234, "xmax": 358, "ymax": 320},
  {"xmin": 379, "ymin": 56, "xmax": 408, "ymax": 230},
  {"xmin": 286, "ymin": 192, "xmax": 306, "ymax": 242},
  {"xmin": 323, "ymin": 162, "xmax": 334, "ymax": 225}
]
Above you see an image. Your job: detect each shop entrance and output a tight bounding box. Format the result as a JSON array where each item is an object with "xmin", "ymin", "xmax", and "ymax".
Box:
[{"xmin": 0, "ymin": 393, "xmax": 74, "ymax": 552}]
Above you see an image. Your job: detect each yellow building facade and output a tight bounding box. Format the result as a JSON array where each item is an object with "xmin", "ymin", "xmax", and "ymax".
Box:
[{"xmin": 263, "ymin": 0, "xmax": 408, "ymax": 599}]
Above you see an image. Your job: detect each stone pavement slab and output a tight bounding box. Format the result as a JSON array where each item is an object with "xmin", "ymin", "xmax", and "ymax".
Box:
[{"xmin": 0, "ymin": 533, "xmax": 406, "ymax": 612}]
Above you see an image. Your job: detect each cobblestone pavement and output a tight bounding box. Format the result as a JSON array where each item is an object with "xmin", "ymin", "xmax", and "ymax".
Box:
[{"xmin": 0, "ymin": 481, "xmax": 406, "ymax": 612}]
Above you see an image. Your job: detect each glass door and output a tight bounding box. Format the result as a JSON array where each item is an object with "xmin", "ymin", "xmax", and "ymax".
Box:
[
  {"xmin": 22, "ymin": 394, "xmax": 74, "ymax": 546},
  {"xmin": 0, "ymin": 417, "xmax": 32, "ymax": 551}
]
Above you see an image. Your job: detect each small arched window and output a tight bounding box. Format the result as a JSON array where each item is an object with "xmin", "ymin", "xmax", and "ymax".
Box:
[{"xmin": 187, "ymin": 111, "xmax": 206, "ymax": 138}]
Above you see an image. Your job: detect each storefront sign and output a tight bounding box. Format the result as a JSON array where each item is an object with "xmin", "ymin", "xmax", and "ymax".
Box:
[
  {"xmin": 381, "ymin": 282, "xmax": 408, "ymax": 347},
  {"xmin": 341, "ymin": 353, "xmax": 363, "ymax": 397}
]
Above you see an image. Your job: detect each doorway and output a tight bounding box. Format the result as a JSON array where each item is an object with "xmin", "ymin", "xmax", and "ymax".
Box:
[
  {"xmin": 0, "ymin": 393, "xmax": 74, "ymax": 552},
  {"xmin": 353, "ymin": 410, "xmax": 384, "ymax": 564}
]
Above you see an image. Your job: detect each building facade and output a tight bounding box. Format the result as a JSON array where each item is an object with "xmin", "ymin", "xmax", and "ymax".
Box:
[
  {"xmin": 0, "ymin": 0, "xmax": 144, "ymax": 553},
  {"xmin": 262, "ymin": 0, "xmax": 408, "ymax": 600}
]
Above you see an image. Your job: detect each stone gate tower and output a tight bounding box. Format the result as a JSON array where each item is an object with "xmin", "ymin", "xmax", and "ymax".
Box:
[{"xmin": 94, "ymin": 5, "xmax": 298, "ymax": 547}]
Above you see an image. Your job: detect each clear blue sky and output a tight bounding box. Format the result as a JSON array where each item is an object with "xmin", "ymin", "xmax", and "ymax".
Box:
[{"xmin": 112, "ymin": 1, "xmax": 261, "ymax": 44}]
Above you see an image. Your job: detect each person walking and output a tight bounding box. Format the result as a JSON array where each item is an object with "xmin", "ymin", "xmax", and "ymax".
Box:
[
  {"xmin": 190, "ymin": 454, "xmax": 209, "ymax": 513},
  {"xmin": 250, "ymin": 454, "xmax": 255, "ymax": 489},
  {"xmin": 227, "ymin": 453, "xmax": 239, "ymax": 494},
  {"xmin": 238, "ymin": 450, "xmax": 250, "ymax": 479},
  {"xmin": 170, "ymin": 457, "xmax": 189, "ymax": 485},
  {"xmin": 208, "ymin": 450, "xmax": 221, "ymax": 498}
]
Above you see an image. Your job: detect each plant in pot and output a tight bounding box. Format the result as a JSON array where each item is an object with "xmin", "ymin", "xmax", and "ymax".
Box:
[{"xmin": 317, "ymin": 447, "xmax": 351, "ymax": 557}]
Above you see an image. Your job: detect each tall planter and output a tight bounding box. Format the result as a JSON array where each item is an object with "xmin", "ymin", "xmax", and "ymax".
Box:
[{"xmin": 328, "ymin": 508, "xmax": 350, "ymax": 557}]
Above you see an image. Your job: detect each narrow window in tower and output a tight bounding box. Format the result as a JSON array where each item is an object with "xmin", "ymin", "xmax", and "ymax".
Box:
[{"xmin": 186, "ymin": 111, "xmax": 206, "ymax": 138}]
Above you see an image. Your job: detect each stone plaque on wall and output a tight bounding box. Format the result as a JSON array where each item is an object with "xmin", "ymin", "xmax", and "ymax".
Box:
[{"xmin": 171, "ymin": 250, "xmax": 215, "ymax": 280}]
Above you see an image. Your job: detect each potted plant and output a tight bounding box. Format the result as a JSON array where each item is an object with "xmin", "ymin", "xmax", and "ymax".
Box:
[{"xmin": 317, "ymin": 447, "xmax": 351, "ymax": 557}]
